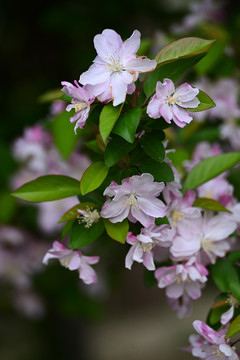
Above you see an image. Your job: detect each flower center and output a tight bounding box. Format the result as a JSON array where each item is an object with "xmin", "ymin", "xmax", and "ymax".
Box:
[
  {"xmin": 166, "ymin": 95, "xmax": 182, "ymax": 106},
  {"xmin": 200, "ymin": 237, "xmax": 217, "ymax": 253},
  {"xmin": 141, "ymin": 242, "xmax": 153, "ymax": 252},
  {"xmin": 72, "ymin": 100, "xmax": 88, "ymax": 113},
  {"xmin": 107, "ymin": 55, "xmax": 124, "ymax": 73},
  {"xmin": 124, "ymin": 194, "xmax": 139, "ymax": 209},
  {"xmin": 228, "ymin": 294, "xmax": 239, "ymax": 307},
  {"xmin": 60, "ymin": 254, "xmax": 73, "ymax": 267},
  {"xmin": 211, "ymin": 346, "xmax": 225, "ymax": 359},
  {"xmin": 78, "ymin": 207, "xmax": 100, "ymax": 228},
  {"xmin": 172, "ymin": 209, "xmax": 185, "ymax": 226}
]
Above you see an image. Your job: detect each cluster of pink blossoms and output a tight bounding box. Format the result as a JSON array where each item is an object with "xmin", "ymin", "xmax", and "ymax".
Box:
[
  {"xmin": 99, "ymin": 140, "xmax": 239, "ymax": 318},
  {"xmin": 185, "ymin": 320, "xmax": 239, "ymax": 359},
  {"xmin": 61, "ymin": 29, "xmax": 200, "ymax": 133}
]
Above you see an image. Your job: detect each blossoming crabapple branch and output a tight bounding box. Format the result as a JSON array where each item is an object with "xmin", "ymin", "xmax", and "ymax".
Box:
[{"xmin": 12, "ymin": 28, "xmax": 240, "ymax": 358}]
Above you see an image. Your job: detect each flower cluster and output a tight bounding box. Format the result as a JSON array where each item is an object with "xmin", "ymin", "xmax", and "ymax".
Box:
[
  {"xmin": 62, "ymin": 29, "xmax": 200, "ymax": 133},
  {"xmin": 99, "ymin": 140, "xmax": 239, "ymax": 318},
  {"xmin": 185, "ymin": 320, "xmax": 239, "ymax": 359}
]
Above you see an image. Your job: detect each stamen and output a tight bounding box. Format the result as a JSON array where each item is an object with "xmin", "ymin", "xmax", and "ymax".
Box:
[
  {"xmin": 72, "ymin": 100, "xmax": 88, "ymax": 113},
  {"xmin": 78, "ymin": 207, "xmax": 100, "ymax": 228},
  {"xmin": 200, "ymin": 237, "xmax": 217, "ymax": 253},
  {"xmin": 172, "ymin": 210, "xmax": 185, "ymax": 226},
  {"xmin": 166, "ymin": 96, "xmax": 176, "ymax": 105},
  {"xmin": 106, "ymin": 55, "xmax": 124, "ymax": 73},
  {"xmin": 124, "ymin": 194, "xmax": 139, "ymax": 209},
  {"xmin": 141, "ymin": 242, "xmax": 153, "ymax": 252}
]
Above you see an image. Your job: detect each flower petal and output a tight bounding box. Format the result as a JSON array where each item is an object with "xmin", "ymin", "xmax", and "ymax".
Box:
[
  {"xmin": 80, "ymin": 63, "xmax": 109, "ymax": 85},
  {"xmin": 121, "ymin": 30, "xmax": 141, "ymax": 63},
  {"xmin": 125, "ymin": 58, "xmax": 157, "ymax": 73},
  {"xmin": 172, "ymin": 105, "xmax": 192, "ymax": 127},
  {"xmin": 110, "ymin": 71, "xmax": 132, "ymax": 106},
  {"xmin": 174, "ymin": 83, "xmax": 199, "ymax": 102}
]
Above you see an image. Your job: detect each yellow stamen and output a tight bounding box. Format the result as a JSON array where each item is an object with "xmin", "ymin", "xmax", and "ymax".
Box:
[{"xmin": 172, "ymin": 210, "xmax": 185, "ymax": 226}]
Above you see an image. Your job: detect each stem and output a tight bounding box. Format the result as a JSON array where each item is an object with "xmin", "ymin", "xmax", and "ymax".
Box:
[
  {"xmin": 231, "ymin": 339, "xmax": 240, "ymax": 347},
  {"xmin": 126, "ymin": 95, "xmax": 133, "ymax": 108}
]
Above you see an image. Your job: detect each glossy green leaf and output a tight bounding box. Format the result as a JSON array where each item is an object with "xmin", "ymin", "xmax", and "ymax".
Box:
[
  {"xmin": 99, "ymin": 103, "xmax": 123, "ymax": 143},
  {"xmin": 226, "ymin": 314, "xmax": 240, "ymax": 339},
  {"xmin": 193, "ymin": 198, "xmax": 232, "ymax": 213},
  {"xmin": 104, "ymin": 136, "xmax": 136, "ymax": 167},
  {"xmin": 85, "ymin": 140, "xmax": 103, "ymax": 154},
  {"xmin": 140, "ymin": 133, "xmax": 165, "ymax": 163},
  {"xmin": 113, "ymin": 107, "xmax": 142, "ymax": 143},
  {"xmin": 52, "ymin": 110, "xmax": 78, "ymax": 159},
  {"xmin": 144, "ymin": 54, "xmax": 205, "ymax": 98},
  {"xmin": 188, "ymin": 90, "xmax": 215, "ymax": 112},
  {"xmin": 227, "ymin": 251, "xmax": 240, "ymax": 263},
  {"xmin": 155, "ymin": 37, "xmax": 215, "ymax": 65},
  {"xmin": 11, "ymin": 175, "xmax": 80, "ymax": 202},
  {"xmin": 103, "ymin": 219, "xmax": 129, "ymax": 244},
  {"xmin": 58, "ymin": 202, "xmax": 96, "ymax": 223},
  {"xmin": 80, "ymin": 162, "xmax": 109, "ymax": 195},
  {"xmin": 139, "ymin": 158, "xmax": 174, "ymax": 182},
  {"xmin": 61, "ymin": 219, "xmax": 74, "ymax": 240},
  {"xmin": 183, "ymin": 153, "xmax": 240, "ymax": 192},
  {"xmin": 211, "ymin": 259, "xmax": 239, "ymax": 293},
  {"xmin": 209, "ymin": 305, "xmax": 229, "ymax": 326},
  {"xmin": 229, "ymin": 282, "xmax": 240, "ymax": 303},
  {"xmin": 38, "ymin": 88, "xmax": 63, "ymax": 103},
  {"xmin": 69, "ymin": 219, "xmax": 104, "ymax": 249}
]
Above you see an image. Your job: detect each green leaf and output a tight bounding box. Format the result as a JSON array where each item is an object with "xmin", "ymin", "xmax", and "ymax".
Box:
[
  {"xmin": 193, "ymin": 198, "xmax": 232, "ymax": 213},
  {"xmin": 11, "ymin": 175, "xmax": 80, "ymax": 202},
  {"xmin": 139, "ymin": 158, "xmax": 174, "ymax": 182},
  {"xmin": 183, "ymin": 153, "xmax": 240, "ymax": 192},
  {"xmin": 103, "ymin": 219, "xmax": 129, "ymax": 244},
  {"xmin": 113, "ymin": 107, "xmax": 142, "ymax": 143},
  {"xmin": 80, "ymin": 162, "xmax": 109, "ymax": 195},
  {"xmin": 229, "ymin": 282, "xmax": 240, "ymax": 303},
  {"xmin": 52, "ymin": 110, "xmax": 78, "ymax": 159},
  {"xmin": 188, "ymin": 90, "xmax": 215, "ymax": 112},
  {"xmin": 38, "ymin": 88, "xmax": 63, "ymax": 103},
  {"xmin": 61, "ymin": 219, "xmax": 74, "ymax": 240},
  {"xmin": 195, "ymin": 40, "xmax": 226, "ymax": 75},
  {"xmin": 227, "ymin": 251, "xmax": 240, "ymax": 263},
  {"xmin": 69, "ymin": 219, "xmax": 104, "ymax": 249},
  {"xmin": 99, "ymin": 103, "xmax": 123, "ymax": 143},
  {"xmin": 209, "ymin": 305, "xmax": 229, "ymax": 326},
  {"xmin": 58, "ymin": 202, "xmax": 96, "ymax": 223},
  {"xmin": 85, "ymin": 140, "xmax": 103, "ymax": 154},
  {"xmin": 155, "ymin": 37, "xmax": 215, "ymax": 65},
  {"xmin": 104, "ymin": 136, "xmax": 136, "ymax": 167},
  {"xmin": 140, "ymin": 133, "xmax": 165, "ymax": 163},
  {"xmin": 211, "ymin": 259, "xmax": 239, "ymax": 293},
  {"xmin": 226, "ymin": 314, "xmax": 240, "ymax": 338},
  {"xmin": 144, "ymin": 54, "xmax": 205, "ymax": 98}
]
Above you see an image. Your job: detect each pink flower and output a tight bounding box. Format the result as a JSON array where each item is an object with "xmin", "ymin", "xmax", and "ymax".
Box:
[
  {"xmin": 197, "ymin": 176, "xmax": 234, "ymax": 204},
  {"xmin": 80, "ymin": 29, "xmax": 156, "ymax": 106},
  {"xmin": 147, "ymin": 78, "xmax": 200, "ymax": 127},
  {"xmin": 170, "ymin": 212, "xmax": 237, "ymax": 264},
  {"xmin": 125, "ymin": 232, "xmax": 155, "ymax": 271},
  {"xmin": 101, "ymin": 173, "xmax": 167, "ymax": 227},
  {"xmin": 61, "ymin": 80, "xmax": 95, "ymax": 134},
  {"xmin": 166, "ymin": 190, "xmax": 201, "ymax": 229},
  {"xmin": 43, "ymin": 241, "xmax": 99, "ymax": 285},
  {"xmin": 125, "ymin": 225, "xmax": 173, "ymax": 270},
  {"xmin": 155, "ymin": 259, "xmax": 208, "ymax": 300},
  {"xmin": 188, "ymin": 320, "xmax": 239, "ymax": 360}
]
